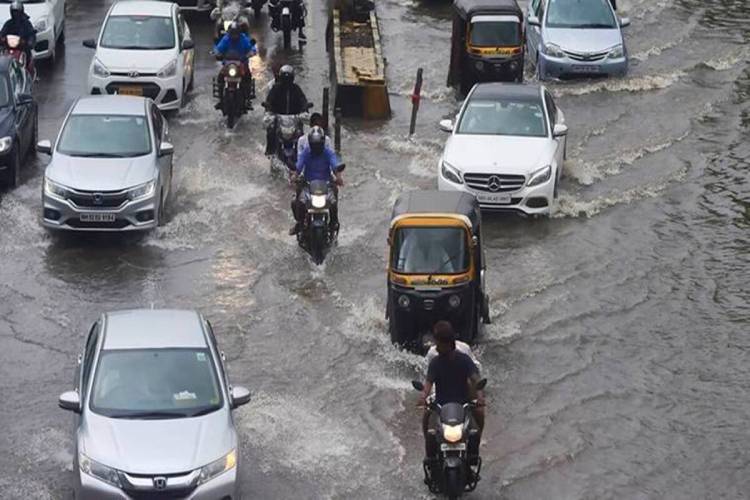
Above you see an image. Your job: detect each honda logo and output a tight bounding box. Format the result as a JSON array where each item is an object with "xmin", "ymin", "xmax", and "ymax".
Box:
[
  {"xmin": 128, "ymin": 70, "xmax": 140, "ymax": 78},
  {"xmin": 487, "ymin": 176, "xmax": 503, "ymax": 192},
  {"xmin": 153, "ymin": 476, "xmax": 167, "ymax": 490},
  {"xmin": 92, "ymin": 193, "xmax": 104, "ymax": 206}
]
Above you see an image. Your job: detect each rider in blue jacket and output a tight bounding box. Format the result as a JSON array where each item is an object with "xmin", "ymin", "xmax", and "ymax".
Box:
[{"xmin": 213, "ymin": 22, "xmax": 257, "ymax": 108}]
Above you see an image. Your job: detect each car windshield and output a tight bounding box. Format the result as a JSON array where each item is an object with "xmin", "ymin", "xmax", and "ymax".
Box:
[
  {"xmin": 546, "ymin": 0, "xmax": 617, "ymax": 29},
  {"xmin": 0, "ymin": 1, "xmax": 46, "ymax": 3},
  {"xmin": 469, "ymin": 20, "xmax": 520, "ymax": 47},
  {"xmin": 91, "ymin": 348, "xmax": 223, "ymax": 419},
  {"xmin": 57, "ymin": 115, "xmax": 151, "ymax": 158},
  {"xmin": 100, "ymin": 15, "xmax": 175, "ymax": 50},
  {"xmin": 393, "ymin": 227, "xmax": 469, "ymax": 274},
  {"xmin": 0, "ymin": 77, "xmax": 10, "ymax": 108},
  {"xmin": 457, "ymin": 99, "xmax": 547, "ymax": 137}
]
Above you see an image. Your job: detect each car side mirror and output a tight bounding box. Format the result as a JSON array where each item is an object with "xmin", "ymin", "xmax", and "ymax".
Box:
[
  {"xmin": 471, "ymin": 235, "xmax": 478, "ymax": 247},
  {"xmin": 158, "ymin": 142, "xmax": 174, "ymax": 157},
  {"xmin": 527, "ymin": 15, "xmax": 541, "ymax": 27},
  {"xmin": 59, "ymin": 391, "xmax": 81, "ymax": 413},
  {"xmin": 17, "ymin": 93, "xmax": 33, "ymax": 106},
  {"xmin": 476, "ymin": 378, "xmax": 487, "ymax": 391},
  {"xmin": 209, "ymin": 7, "xmax": 220, "ymax": 20},
  {"xmin": 411, "ymin": 380, "xmax": 424, "ymax": 392},
  {"xmin": 231, "ymin": 386, "xmax": 252, "ymax": 408},
  {"xmin": 36, "ymin": 139, "xmax": 52, "ymax": 155},
  {"xmin": 439, "ymin": 119, "xmax": 454, "ymax": 133},
  {"xmin": 82, "ymin": 38, "xmax": 96, "ymax": 49},
  {"xmin": 553, "ymin": 123, "xmax": 568, "ymax": 137},
  {"xmin": 619, "ymin": 17, "xmax": 630, "ymax": 28},
  {"xmin": 181, "ymin": 39, "xmax": 195, "ymax": 51}
]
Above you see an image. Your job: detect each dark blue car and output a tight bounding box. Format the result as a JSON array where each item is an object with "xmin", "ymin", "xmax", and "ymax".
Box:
[{"xmin": 0, "ymin": 55, "xmax": 37, "ymax": 188}]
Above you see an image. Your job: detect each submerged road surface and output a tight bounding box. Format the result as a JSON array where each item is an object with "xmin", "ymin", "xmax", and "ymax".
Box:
[{"xmin": 0, "ymin": 0, "xmax": 748, "ymax": 498}]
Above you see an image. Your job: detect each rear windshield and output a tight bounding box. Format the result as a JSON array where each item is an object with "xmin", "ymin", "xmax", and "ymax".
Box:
[
  {"xmin": 57, "ymin": 114, "xmax": 151, "ymax": 158},
  {"xmin": 101, "ymin": 15, "xmax": 175, "ymax": 50},
  {"xmin": 393, "ymin": 227, "xmax": 469, "ymax": 274},
  {"xmin": 470, "ymin": 21, "xmax": 520, "ymax": 47}
]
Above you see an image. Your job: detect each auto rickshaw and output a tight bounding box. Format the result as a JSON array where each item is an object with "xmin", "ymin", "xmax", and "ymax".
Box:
[
  {"xmin": 387, "ymin": 191, "xmax": 491, "ymax": 351},
  {"xmin": 448, "ymin": 0, "xmax": 525, "ymax": 94}
]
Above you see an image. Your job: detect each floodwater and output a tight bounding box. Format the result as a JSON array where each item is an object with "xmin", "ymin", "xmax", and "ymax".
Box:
[{"xmin": 0, "ymin": 0, "xmax": 748, "ymax": 498}]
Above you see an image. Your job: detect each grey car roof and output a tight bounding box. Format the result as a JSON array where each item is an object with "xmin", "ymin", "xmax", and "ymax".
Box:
[
  {"xmin": 102, "ymin": 310, "xmax": 208, "ymax": 350},
  {"xmin": 470, "ymin": 83, "xmax": 542, "ymax": 102},
  {"xmin": 72, "ymin": 96, "xmax": 148, "ymax": 116}
]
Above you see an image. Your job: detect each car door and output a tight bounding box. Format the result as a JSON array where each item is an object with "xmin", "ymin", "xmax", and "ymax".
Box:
[
  {"xmin": 150, "ymin": 103, "xmax": 171, "ymax": 198},
  {"xmin": 544, "ymin": 90, "xmax": 565, "ymax": 177},
  {"xmin": 527, "ymin": 0, "xmax": 544, "ymax": 61},
  {"xmin": 9, "ymin": 63, "xmax": 30, "ymax": 155}
]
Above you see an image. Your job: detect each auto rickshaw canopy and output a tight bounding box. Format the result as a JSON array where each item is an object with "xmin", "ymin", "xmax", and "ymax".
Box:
[
  {"xmin": 390, "ymin": 191, "xmax": 481, "ymax": 235},
  {"xmin": 453, "ymin": 0, "xmax": 523, "ymax": 20}
]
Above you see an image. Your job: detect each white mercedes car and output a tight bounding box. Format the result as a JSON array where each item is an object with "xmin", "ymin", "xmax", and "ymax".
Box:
[
  {"xmin": 0, "ymin": 0, "xmax": 66, "ymax": 61},
  {"xmin": 437, "ymin": 83, "xmax": 568, "ymax": 216},
  {"xmin": 83, "ymin": 1, "xmax": 195, "ymax": 111}
]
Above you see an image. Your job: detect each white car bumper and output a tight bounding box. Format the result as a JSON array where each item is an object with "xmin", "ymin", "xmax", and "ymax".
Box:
[
  {"xmin": 88, "ymin": 72, "xmax": 185, "ymax": 111},
  {"xmin": 33, "ymin": 26, "xmax": 55, "ymax": 60},
  {"xmin": 438, "ymin": 167, "xmax": 556, "ymax": 216}
]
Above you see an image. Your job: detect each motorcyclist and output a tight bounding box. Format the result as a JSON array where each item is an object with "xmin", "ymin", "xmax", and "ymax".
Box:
[
  {"xmin": 264, "ymin": 65, "xmax": 309, "ymax": 155},
  {"xmin": 296, "ymin": 113, "xmax": 331, "ymax": 158},
  {"xmin": 289, "ymin": 126, "xmax": 343, "ymax": 235},
  {"xmin": 269, "ymin": 0, "xmax": 306, "ymax": 40},
  {"xmin": 213, "ymin": 21, "xmax": 257, "ymax": 109},
  {"xmin": 0, "ymin": 1, "xmax": 36, "ymax": 73},
  {"xmin": 418, "ymin": 321, "xmax": 485, "ymax": 471}
]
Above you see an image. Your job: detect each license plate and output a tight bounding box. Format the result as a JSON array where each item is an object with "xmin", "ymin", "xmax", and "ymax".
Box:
[
  {"xmin": 80, "ymin": 213, "xmax": 116, "ymax": 223},
  {"xmin": 572, "ymin": 65, "xmax": 600, "ymax": 73},
  {"xmin": 118, "ymin": 85, "xmax": 143, "ymax": 96},
  {"xmin": 476, "ymin": 192, "xmax": 511, "ymax": 204},
  {"xmin": 441, "ymin": 443, "xmax": 466, "ymax": 452}
]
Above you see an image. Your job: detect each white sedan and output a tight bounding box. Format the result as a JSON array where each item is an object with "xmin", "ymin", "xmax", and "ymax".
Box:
[
  {"xmin": 83, "ymin": 1, "xmax": 195, "ymax": 111},
  {"xmin": 437, "ymin": 83, "xmax": 568, "ymax": 216},
  {"xmin": 0, "ymin": 0, "xmax": 66, "ymax": 61}
]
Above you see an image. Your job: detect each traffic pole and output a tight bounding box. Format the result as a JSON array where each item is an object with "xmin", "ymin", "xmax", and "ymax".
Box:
[{"xmin": 409, "ymin": 68, "xmax": 423, "ymax": 136}]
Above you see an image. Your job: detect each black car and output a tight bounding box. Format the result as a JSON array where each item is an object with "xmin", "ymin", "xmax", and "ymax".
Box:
[{"xmin": 0, "ymin": 56, "xmax": 37, "ymax": 188}]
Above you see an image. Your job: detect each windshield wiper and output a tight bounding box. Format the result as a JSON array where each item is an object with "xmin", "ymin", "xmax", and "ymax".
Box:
[
  {"xmin": 576, "ymin": 23, "xmax": 615, "ymax": 28},
  {"xmin": 71, "ymin": 152, "xmax": 130, "ymax": 158},
  {"xmin": 189, "ymin": 406, "xmax": 221, "ymax": 417},
  {"xmin": 111, "ymin": 411, "xmax": 188, "ymax": 419}
]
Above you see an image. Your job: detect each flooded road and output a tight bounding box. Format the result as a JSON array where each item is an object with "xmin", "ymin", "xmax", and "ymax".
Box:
[{"xmin": 0, "ymin": 0, "xmax": 748, "ymax": 498}]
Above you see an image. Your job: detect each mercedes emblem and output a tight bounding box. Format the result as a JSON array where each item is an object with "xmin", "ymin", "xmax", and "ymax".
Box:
[{"xmin": 487, "ymin": 176, "xmax": 503, "ymax": 192}]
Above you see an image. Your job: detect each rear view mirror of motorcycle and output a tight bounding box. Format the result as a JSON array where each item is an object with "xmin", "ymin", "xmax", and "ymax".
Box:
[
  {"xmin": 411, "ymin": 380, "xmax": 425, "ymax": 392},
  {"xmin": 336, "ymin": 163, "xmax": 346, "ymax": 172},
  {"xmin": 209, "ymin": 7, "xmax": 220, "ymax": 20},
  {"xmin": 476, "ymin": 378, "xmax": 488, "ymax": 391},
  {"xmin": 307, "ymin": 102, "xmax": 314, "ymax": 110}
]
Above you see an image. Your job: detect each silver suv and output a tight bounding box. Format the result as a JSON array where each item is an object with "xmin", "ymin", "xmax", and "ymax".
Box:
[
  {"xmin": 38, "ymin": 95, "xmax": 174, "ymax": 231},
  {"xmin": 58, "ymin": 310, "xmax": 251, "ymax": 499}
]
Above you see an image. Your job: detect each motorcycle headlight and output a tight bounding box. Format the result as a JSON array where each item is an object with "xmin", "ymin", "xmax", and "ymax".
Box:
[
  {"xmin": 527, "ymin": 165, "xmax": 552, "ymax": 187},
  {"xmin": 607, "ymin": 44, "xmax": 624, "ymax": 59},
  {"xmin": 227, "ymin": 66, "xmax": 239, "ymax": 78},
  {"xmin": 441, "ymin": 161, "xmax": 464, "ymax": 185},
  {"xmin": 543, "ymin": 42, "xmax": 565, "ymax": 58},
  {"xmin": 79, "ymin": 453, "xmax": 122, "ymax": 487},
  {"xmin": 311, "ymin": 194, "xmax": 326, "ymax": 209},
  {"xmin": 157, "ymin": 59, "xmax": 178, "ymax": 78},
  {"xmin": 198, "ymin": 450, "xmax": 236, "ymax": 485},
  {"xmin": 223, "ymin": 20, "xmax": 232, "ymax": 31},
  {"xmin": 127, "ymin": 180, "xmax": 156, "ymax": 201},
  {"xmin": 442, "ymin": 424, "xmax": 463, "ymax": 443},
  {"xmin": 92, "ymin": 58, "xmax": 110, "ymax": 78},
  {"xmin": 0, "ymin": 136, "xmax": 12, "ymax": 153},
  {"xmin": 44, "ymin": 177, "xmax": 70, "ymax": 199},
  {"xmin": 34, "ymin": 17, "xmax": 49, "ymax": 32}
]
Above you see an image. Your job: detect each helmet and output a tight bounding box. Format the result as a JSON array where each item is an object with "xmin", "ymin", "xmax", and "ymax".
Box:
[
  {"xmin": 308, "ymin": 126, "xmax": 325, "ymax": 156},
  {"xmin": 279, "ymin": 65, "xmax": 295, "ymax": 86},
  {"xmin": 227, "ymin": 21, "xmax": 241, "ymax": 38},
  {"xmin": 10, "ymin": 1, "xmax": 23, "ymax": 17},
  {"xmin": 309, "ymin": 112, "xmax": 324, "ymax": 128}
]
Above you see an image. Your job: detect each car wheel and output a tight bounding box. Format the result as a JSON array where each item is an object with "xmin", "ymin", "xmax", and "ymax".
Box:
[
  {"xmin": 3, "ymin": 146, "xmax": 21, "ymax": 188},
  {"xmin": 187, "ymin": 70, "xmax": 194, "ymax": 92},
  {"xmin": 536, "ymin": 55, "xmax": 545, "ymax": 81},
  {"xmin": 28, "ymin": 115, "xmax": 38, "ymax": 159},
  {"xmin": 59, "ymin": 22, "xmax": 65, "ymax": 44},
  {"xmin": 157, "ymin": 190, "xmax": 166, "ymax": 227}
]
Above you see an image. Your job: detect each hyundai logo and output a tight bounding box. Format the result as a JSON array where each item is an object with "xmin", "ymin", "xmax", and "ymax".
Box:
[
  {"xmin": 128, "ymin": 70, "xmax": 140, "ymax": 78},
  {"xmin": 92, "ymin": 193, "xmax": 104, "ymax": 206},
  {"xmin": 153, "ymin": 477, "xmax": 167, "ymax": 490},
  {"xmin": 487, "ymin": 176, "xmax": 503, "ymax": 192}
]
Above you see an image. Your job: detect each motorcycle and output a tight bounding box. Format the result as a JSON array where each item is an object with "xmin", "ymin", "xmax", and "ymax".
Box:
[
  {"xmin": 0, "ymin": 35, "xmax": 34, "ymax": 79},
  {"xmin": 269, "ymin": 0, "xmax": 306, "ymax": 49},
  {"xmin": 210, "ymin": 1, "xmax": 254, "ymax": 43},
  {"xmin": 412, "ymin": 378, "xmax": 488, "ymax": 499},
  {"xmin": 296, "ymin": 165, "xmax": 344, "ymax": 265},
  {"xmin": 213, "ymin": 54, "xmax": 255, "ymax": 129}
]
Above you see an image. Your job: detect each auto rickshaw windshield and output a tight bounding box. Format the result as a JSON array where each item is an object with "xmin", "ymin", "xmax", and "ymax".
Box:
[
  {"xmin": 469, "ymin": 16, "xmax": 521, "ymax": 47},
  {"xmin": 392, "ymin": 227, "xmax": 470, "ymax": 274}
]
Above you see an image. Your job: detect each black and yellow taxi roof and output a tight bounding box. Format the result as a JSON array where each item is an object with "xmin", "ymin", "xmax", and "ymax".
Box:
[
  {"xmin": 453, "ymin": 0, "xmax": 522, "ymax": 19},
  {"xmin": 391, "ymin": 191, "xmax": 481, "ymax": 233}
]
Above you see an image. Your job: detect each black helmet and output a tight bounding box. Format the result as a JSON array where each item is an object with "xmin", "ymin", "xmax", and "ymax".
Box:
[
  {"xmin": 10, "ymin": 1, "xmax": 23, "ymax": 17},
  {"xmin": 308, "ymin": 126, "xmax": 325, "ymax": 155},
  {"xmin": 228, "ymin": 21, "xmax": 241, "ymax": 38},
  {"xmin": 309, "ymin": 112, "xmax": 324, "ymax": 128},
  {"xmin": 279, "ymin": 65, "xmax": 295, "ymax": 86}
]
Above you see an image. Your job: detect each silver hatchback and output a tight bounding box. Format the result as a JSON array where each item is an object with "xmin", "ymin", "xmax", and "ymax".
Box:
[
  {"xmin": 38, "ymin": 95, "xmax": 174, "ymax": 231},
  {"xmin": 58, "ymin": 310, "xmax": 251, "ymax": 499}
]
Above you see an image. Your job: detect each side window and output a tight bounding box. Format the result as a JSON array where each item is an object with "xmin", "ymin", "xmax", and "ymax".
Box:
[
  {"xmin": 150, "ymin": 104, "xmax": 163, "ymax": 143},
  {"xmin": 7, "ymin": 65, "xmax": 18, "ymax": 99},
  {"xmin": 81, "ymin": 322, "xmax": 100, "ymax": 396},
  {"xmin": 537, "ymin": 0, "xmax": 545, "ymax": 19},
  {"xmin": 176, "ymin": 13, "xmax": 185, "ymax": 45},
  {"xmin": 12, "ymin": 64, "xmax": 26, "ymax": 96},
  {"xmin": 531, "ymin": 0, "xmax": 541, "ymax": 16},
  {"xmin": 544, "ymin": 91, "xmax": 557, "ymax": 126},
  {"xmin": 206, "ymin": 321, "xmax": 230, "ymax": 390}
]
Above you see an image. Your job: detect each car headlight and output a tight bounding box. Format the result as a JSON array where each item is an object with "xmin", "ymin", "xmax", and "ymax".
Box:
[
  {"xmin": 441, "ymin": 161, "xmax": 464, "ymax": 185},
  {"xmin": 527, "ymin": 165, "xmax": 552, "ymax": 187},
  {"xmin": 127, "ymin": 180, "xmax": 156, "ymax": 201},
  {"xmin": 44, "ymin": 177, "xmax": 70, "ymax": 199},
  {"xmin": 311, "ymin": 194, "xmax": 326, "ymax": 209},
  {"xmin": 607, "ymin": 44, "xmax": 624, "ymax": 59},
  {"xmin": 198, "ymin": 450, "xmax": 236, "ymax": 485},
  {"xmin": 448, "ymin": 294, "xmax": 461, "ymax": 309},
  {"xmin": 474, "ymin": 60, "xmax": 484, "ymax": 71},
  {"xmin": 34, "ymin": 17, "xmax": 49, "ymax": 32},
  {"xmin": 442, "ymin": 424, "xmax": 463, "ymax": 443},
  {"xmin": 543, "ymin": 42, "xmax": 565, "ymax": 58},
  {"xmin": 397, "ymin": 295, "xmax": 410, "ymax": 309},
  {"xmin": 92, "ymin": 58, "xmax": 110, "ymax": 78},
  {"xmin": 0, "ymin": 136, "xmax": 12, "ymax": 153},
  {"xmin": 79, "ymin": 452, "xmax": 122, "ymax": 487},
  {"xmin": 157, "ymin": 59, "xmax": 178, "ymax": 78}
]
